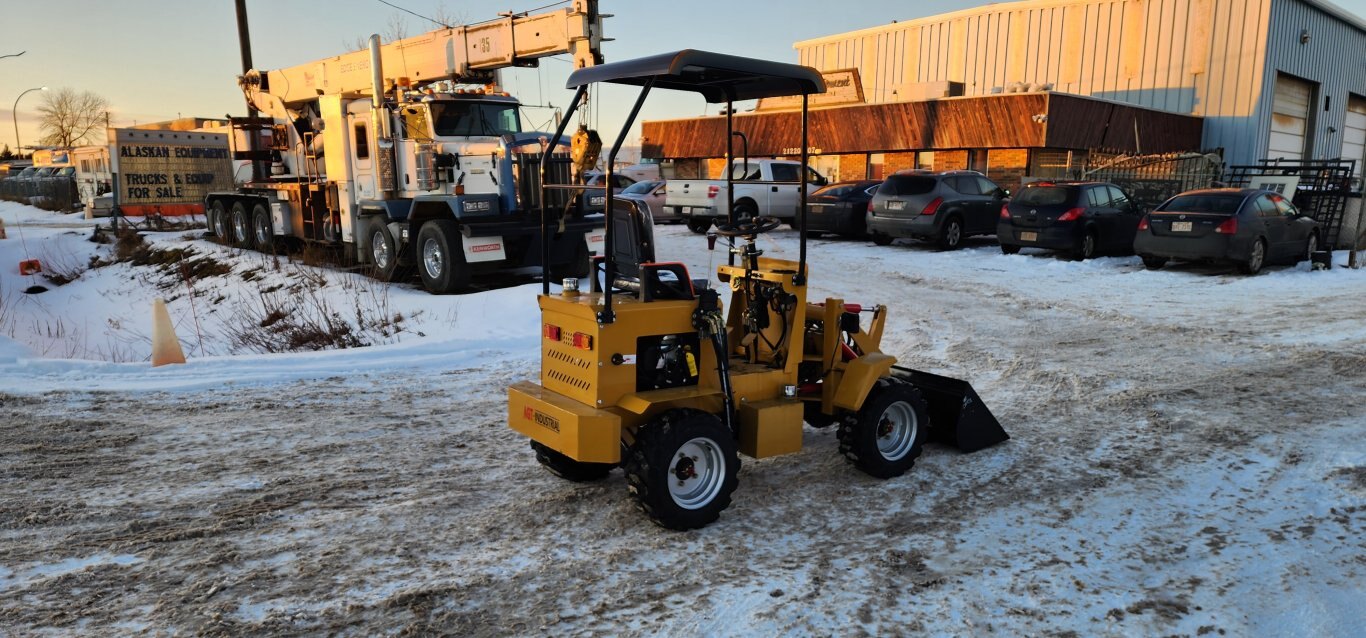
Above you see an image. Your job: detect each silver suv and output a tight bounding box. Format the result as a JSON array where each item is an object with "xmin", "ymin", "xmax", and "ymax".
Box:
[{"xmin": 866, "ymin": 170, "xmax": 1008, "ymax": 250}]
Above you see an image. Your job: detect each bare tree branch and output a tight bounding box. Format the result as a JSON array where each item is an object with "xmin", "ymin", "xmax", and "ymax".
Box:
[
  {"xmin": 343, "ymin": 11, "xmax": 412, "ymax": 52},
  {"xmin": 37, "ymin": 88, "xmax": 110, "ymax": 148}
]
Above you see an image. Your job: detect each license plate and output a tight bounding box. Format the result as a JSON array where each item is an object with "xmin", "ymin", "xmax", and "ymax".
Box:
[
  {"xmin": 1020, "ymin": 231, "xmax": 1037, "ymax": 242},
  {"xmin": 589, "ymin": 196, "xmax": 605, "ymax": 206},
  {"xmin": 887, "ymin": 201, "xmax": 906, "ymax": 211},
  {"xmin": 1172, "ymin": 221, "xmax": 1193, "ymax": 232}
]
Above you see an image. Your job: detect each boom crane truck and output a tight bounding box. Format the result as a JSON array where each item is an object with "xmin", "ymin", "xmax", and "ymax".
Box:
[{"xmin": 207, "ymin": 2, "xmax": 608, "ymax": 293}]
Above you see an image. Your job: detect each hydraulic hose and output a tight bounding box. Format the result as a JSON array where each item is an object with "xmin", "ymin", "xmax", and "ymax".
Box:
[{"xmin": 694, "ymin": 290, "xmax": 737, "ymax": 437}]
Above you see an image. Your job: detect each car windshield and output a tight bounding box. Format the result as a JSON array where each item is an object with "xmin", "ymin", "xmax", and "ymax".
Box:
[
  {"xmin": 429, "ymin": 101, "xmax": 521, "ymax": 137},
  {"xmin": 622, "ymin": 180, "xmax": 658, "ymax": 195},
  {"xmin": 813, "ymin": 184, "xmax": 858, "ymax": 197},
  {"xmin": 880, "ymin": 176, "xmax": 936, "ymax": 197},
  {"xmin": 1159, "ymin": 194, "xmax": 1245, "ymax": 214},
  {"xmin": 1015, "ymin": 186, "xmax": 1073, "ymax": 206}
]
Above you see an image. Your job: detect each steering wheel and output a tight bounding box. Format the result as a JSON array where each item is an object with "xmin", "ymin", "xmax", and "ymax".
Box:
[{"xmin": 713, "ymin": 215, "xmax": 782, "ymax": 237}]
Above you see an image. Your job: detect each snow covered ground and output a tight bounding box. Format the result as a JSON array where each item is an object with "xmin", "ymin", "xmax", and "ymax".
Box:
[{"xmin": 1, "ymin": 201, "xmax": 1364, "ymax": 636}]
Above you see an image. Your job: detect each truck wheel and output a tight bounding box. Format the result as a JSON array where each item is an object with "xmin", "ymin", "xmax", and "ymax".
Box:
[
  {"xmin": 1141, "ymin": 255, "xmax": 1167, "ymax": 270},
  {"xmin": 416, "ymin": 219, "xmax": 471, "ymax": 293},
  {"xmin": 252, "ymin": 202, "xmax": 276, "ymax": 253},
  {"xmin": 624, "ymin": 409, "xmax": 740, "ymax": 530},
  {"xmin": 367, "ymin": 217, "xmax": 410, "ymax": 283},
  {"xmin": 838, "ymin": 378, "xmax": 928, "ymax": 479},
  {"xmin": 549, "ymin": 235, "xmax": 590, "ymax": 281},
  {"xmin": 208, "ymin": 200, "xmax": 229, "ymax": 239},
  {"xmin": 937, "ymin": 216, "xmax": 963, "ymax": 250},
  {"xmin": 229, "ymin": 201, "xmax": 256, "ymax": 249},
  {"xmin": 686, "ymin": 218, "xmax": 712, "ymax": 234},
  {"xmin": 531, "ymin": 441, "xmax": 614, "ymax": 482},
  {"xmin": 733, "ymin": 201, "xmax": 758, "ymax": 223}
]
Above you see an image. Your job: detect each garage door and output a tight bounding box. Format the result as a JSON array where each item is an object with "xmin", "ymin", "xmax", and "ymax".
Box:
[
  {"xmin": 1342, "ymin": 95, "xmax": 1366, "ymax": 182},
  {"xmin": 1268, "ymin": 74, "xmax": 1314, "ymax": 161}
]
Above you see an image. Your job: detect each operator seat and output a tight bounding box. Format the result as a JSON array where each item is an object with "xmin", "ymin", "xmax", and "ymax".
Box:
[{"xmin": 595, "ymin": 198, "xmax": 699, "ymax": 301}]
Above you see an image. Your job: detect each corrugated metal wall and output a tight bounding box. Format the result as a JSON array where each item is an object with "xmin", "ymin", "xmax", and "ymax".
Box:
[
  {"xmin": 795, "ymin": 0, "xmax": 1291, "ymax": 164},
  {"xmin": 1259, "ymin": 0, "xmax": 1366, "ymax": 169}
]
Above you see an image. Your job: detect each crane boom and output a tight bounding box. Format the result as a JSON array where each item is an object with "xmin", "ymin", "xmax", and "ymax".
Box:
[{"xmin": 246, "ymin": 0, "xmax": 604, "ymax": 106}]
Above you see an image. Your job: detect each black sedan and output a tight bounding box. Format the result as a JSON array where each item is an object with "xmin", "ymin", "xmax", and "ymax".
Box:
[
  {"xmin": 803, "ymin": 180, "xmax": 882, "ymax": 238},
  {"xmin": 998, "ymin": 181, "xmax": 1143, "ymax": 259},
  {"xmin": 1133, "ymin": 188, "xmax": 1321, "ymax": 275}
]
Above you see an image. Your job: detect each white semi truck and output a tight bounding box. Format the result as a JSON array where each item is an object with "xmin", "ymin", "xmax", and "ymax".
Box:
[{"xmin": 208, "ymin": 2, "xmax": 607, "ymax": 293}]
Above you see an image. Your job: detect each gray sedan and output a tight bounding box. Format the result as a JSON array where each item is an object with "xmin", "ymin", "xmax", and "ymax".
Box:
[
  {"xmin": 617, "ymin": 180, "xmax": 675, "ymax": 222},
  {"xmin": 1133, "ymin": 188, "xmax": 1321, "ymax": 274}
]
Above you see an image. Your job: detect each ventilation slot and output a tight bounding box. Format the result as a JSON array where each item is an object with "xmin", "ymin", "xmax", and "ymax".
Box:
[
  {"xmin": 546, "ymin": 369, "xmax": 591, "ymax": 391},
  {"xmin": 547, "ymin": 348, "xmax": 592, "ymax": 369}
]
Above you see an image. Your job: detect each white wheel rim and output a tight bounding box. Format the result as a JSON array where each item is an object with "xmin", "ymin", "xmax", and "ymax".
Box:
[
  {"xmin": 668, "ymin": 437, "xmax": 726, "ymax": 510},
  {"xmin": 1307, "ymin": 235, "xmax": 1317, "ymax": 261},
  {"xmin": 1250, "ymin": 241, "xmax": 1264, "ymax": 271},
  {"xmin": 1084, "ymin": 234, "xmax": 1095, "ymax": 257},
  {"xmin": 876, "ymin": 401, "xmax": 918, "ymax": 461},
  {"xmin": 422, "ymin": 238, "xmax": 444, "ymax": 278},
  {"xmin": 255, "ymin": 216, "xmax": 269, "ymax": 244},
  {"xmin": 947, "ymin": 222, "xmax": 961, "ymax": 245},
  {"xmin": 372, "ymin": 230, "xmax": 391, "ymax": 269},
  {"xmin": 233, "ymin": 213, "xmax": 249, "ymax": 242}
]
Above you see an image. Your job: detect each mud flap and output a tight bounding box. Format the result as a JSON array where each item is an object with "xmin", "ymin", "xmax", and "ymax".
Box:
[{"xmin": 892, "ymin": 366, "xmax": 1008, "ymax": 453}]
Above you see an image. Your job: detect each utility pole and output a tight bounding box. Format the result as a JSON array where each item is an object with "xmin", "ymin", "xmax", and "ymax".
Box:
[{"xmin": 234, "ymin": 0, "xmax": 263, "ymax": 182}]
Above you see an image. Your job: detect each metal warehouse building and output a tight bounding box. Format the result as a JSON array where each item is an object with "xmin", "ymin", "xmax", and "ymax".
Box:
[{"xmin": 643, "ymin": 0, "xmax": 1366, "ymax": 191}]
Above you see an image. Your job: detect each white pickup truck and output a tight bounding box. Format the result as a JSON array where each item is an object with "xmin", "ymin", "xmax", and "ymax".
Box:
[{"xmin": 664, "ymin": 159, "xmax": 829, "ymax": 233}]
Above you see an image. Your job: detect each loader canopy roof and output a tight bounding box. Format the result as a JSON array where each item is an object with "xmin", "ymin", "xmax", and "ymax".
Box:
[{"xmin": 565, "ymin": 49, "xmax": 826, "ymax": 102}]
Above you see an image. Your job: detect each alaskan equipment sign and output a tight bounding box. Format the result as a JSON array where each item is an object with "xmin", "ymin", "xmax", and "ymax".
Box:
[{"xmin": 110, "ymin": 128, "xmax": 235, "ymax": 217}]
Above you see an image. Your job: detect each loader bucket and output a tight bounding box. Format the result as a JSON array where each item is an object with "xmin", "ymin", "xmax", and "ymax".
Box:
[{"xmin": 892, "ymin": 366, "xmax": 1009, "ymax": 453}]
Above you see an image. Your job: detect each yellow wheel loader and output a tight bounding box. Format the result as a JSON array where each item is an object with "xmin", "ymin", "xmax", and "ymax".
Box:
[{"xmin": 507, "ymin": 50, "xmax": 1009, "ymax": 530}]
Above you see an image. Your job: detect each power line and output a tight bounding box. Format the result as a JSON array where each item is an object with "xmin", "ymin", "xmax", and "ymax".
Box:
[
  {"xmin": 372, "ymin": 0, "xmax": 571, "ymax": 30},
  {"xmin": 373, "ymin": 0, "xmax": 450, "ymax": 28}
]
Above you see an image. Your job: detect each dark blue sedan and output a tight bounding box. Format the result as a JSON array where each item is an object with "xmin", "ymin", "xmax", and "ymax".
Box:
[{"xmin": 1133, "ymin": 188, "xmax": 1321, "ymax": 275}]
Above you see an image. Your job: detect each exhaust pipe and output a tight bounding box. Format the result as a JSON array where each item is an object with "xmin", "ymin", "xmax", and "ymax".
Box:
[{"xmin": 369, "ymin": 34, "xmax": 397, "ymax": 197}]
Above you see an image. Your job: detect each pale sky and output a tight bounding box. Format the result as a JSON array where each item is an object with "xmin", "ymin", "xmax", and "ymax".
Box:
[{"xmin": 3, "ymin": 0, "xmax": 1364, "ymax": 153}]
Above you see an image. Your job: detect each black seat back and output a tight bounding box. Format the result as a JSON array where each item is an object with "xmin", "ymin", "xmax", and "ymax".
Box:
[{"xmin": 610, "ymin": 198, "xmax": 655, "ymax": 279}]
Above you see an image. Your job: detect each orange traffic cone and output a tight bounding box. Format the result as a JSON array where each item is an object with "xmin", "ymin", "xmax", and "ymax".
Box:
[{"xmin": 150, "ymin": 298, "xmax": 187, "ymax": 367}]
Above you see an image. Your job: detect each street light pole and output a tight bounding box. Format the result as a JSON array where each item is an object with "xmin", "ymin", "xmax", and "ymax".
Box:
[{"xmin": 12, "ymin": 86, "xmax": 48, "ymax": 156}]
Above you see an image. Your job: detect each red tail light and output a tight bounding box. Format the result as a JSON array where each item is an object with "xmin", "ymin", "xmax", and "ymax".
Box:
[
  {"xmin": 1137, "ymin": 215, "xmax": 1149, "ymax": 231},
  {"xmin": 1000, "ymin": 204, "xmax": 1011, "ymax": 219},
  {"xmin": 921, "ymin": 197, "xmax": 943, "ymax": 216},
  {"xmin": 1215, "ymin": 217, "xmax": 1238, "ymax": 234},
  {"xmin": 572, "ymin": 332, "xmax": 593, "ymax": 350},
  {"xmin": 867, "ymin": 201, "xmax": 875, "ymax": 213},
  {"xmin": 1057, "ymin": 207, "xmax": 1085, "ymax": 222},
  {"xmin": 706, "ymin": 185, "xmax": 719, "ymax": 198}
]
